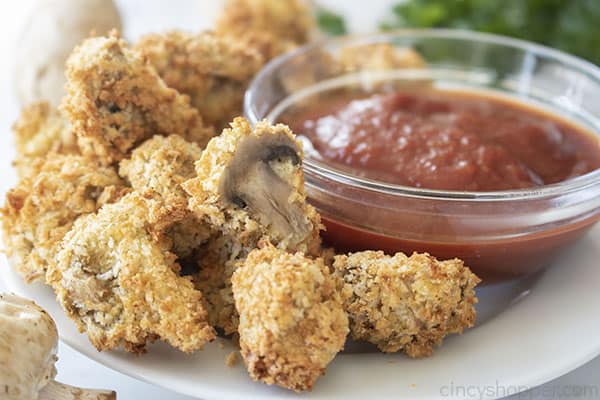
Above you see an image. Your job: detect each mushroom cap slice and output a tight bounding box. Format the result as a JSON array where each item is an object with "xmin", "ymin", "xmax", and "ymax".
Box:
[
  {"xmin": 0, "ymin": 293, "xmax": 58, "ymax": 400},
  {"xmin": 183, "ymin": 117, "xmax": 321, "ymax": 257}
]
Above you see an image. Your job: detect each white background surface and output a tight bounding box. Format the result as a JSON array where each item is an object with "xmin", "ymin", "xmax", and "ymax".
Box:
[{"xmin": 0, "ymin": 1, "xmax": 598, "ymax": 399}]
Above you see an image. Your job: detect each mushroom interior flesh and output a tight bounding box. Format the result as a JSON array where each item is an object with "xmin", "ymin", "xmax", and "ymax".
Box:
[{"xmin": 221, "ymin": 132, "xmax": 311, "ymax": 246}]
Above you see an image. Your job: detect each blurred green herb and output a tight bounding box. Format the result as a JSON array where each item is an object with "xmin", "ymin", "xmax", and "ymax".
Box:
[
  {"xmin": 381, "ymin": 0, "xmax": 600, "ymax": 66},
  {"xmin": 316, "ymin": 8, "xmax": 347, "ymax": 36}
]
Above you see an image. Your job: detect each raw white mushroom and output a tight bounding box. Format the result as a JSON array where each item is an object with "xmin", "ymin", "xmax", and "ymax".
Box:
[
  {"xmin": 0, "ymin": 293, "xmax": 115, "ymax": 400},
  {"xmin": 13, "ymin": 0, "xmax": 122, "ymax": 107}
]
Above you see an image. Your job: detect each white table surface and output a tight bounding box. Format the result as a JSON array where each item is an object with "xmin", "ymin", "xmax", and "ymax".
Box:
[{"xmin": 0, "ymin": 1, "xmax": 598, "ymax": 399}]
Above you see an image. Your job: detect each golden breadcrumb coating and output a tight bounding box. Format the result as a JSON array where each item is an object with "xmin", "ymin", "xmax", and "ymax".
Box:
[
  {"xmin": 216, "ymin": 0, "xmax": 314, "ymax": 46},
  {"xmin": 333, "ymin": 251, "xmax": 480, "ymax": 357},
  {"xmin": 192, "ymin": 235, "xmax": 240, "ymax": 335},
  {"xmin": 183, "ymin": 117, "xmax": 321, "ymax": 255},
  {"xmin": 134, "ymin": 31, "xmax": 264, "ymax": 130},
  {"xmin": 119, "ymin": 134, "xmax": 211, "ymax": 258},
  {"xmin": 1, "ymin": 155, "xmax": 127, "ymax": 284},
  {"xmin": 339, "ymin": 44, "xmax": 426, "ymax": 72},
  {"xmin": 11, "ymin": 102, "xmax": 78, "ymax": 178},
  {"xmin": 232, "ymin": 244, "xmax": 348, "ymax": 392},
  {"xmin": 183, "ymin": 118, "xmax": 322, "ymax": 333},
  {"xmin": 119, "ymin": 134, "xmax": 201, "ymax": 200},
  {"xmin": 216, "ymin": 0, "xmax": 314, "ymax": 60},
  {"xmin": 47, "ymin": 192, "xmax": 216, "ymax": 353},
  {"xmin": 62, "ymin": 31, "xmax": 214, "ymax": 164}
]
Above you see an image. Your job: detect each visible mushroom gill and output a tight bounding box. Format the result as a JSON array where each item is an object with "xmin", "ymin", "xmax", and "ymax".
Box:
[{"xmin": 221, "ymin": 133, "xmax": 311, "ymax": 246}]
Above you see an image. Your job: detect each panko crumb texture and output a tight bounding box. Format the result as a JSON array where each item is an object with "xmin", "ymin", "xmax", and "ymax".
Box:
[
  {"xmin": 119, "ymin": 134, "xmax": 211, "ymax": 258},
  {"xmin": 47, "ymin": 192, "xmax": 215, "ymax": 353},
  {"xmin": 183, "ymin": 117, "xmax": 321, "ymax": 256},
  {"xmin": 135, "ymin": 31, "xmax": 264, "ymax": 131},
  {"xmin": 216, "ymin": 0, "xmax": 314, "ymax": 60},
  {"xmin": 1, "ymin": 154, "xmax": 128, "ymax": 284},
  {"xmin": 333, "ymin": 251, "xmax": 480, "ymax": 357},
  {"xmin": 232, "ymin": 244, "xmax": 348, "ymax": 392},
  {"xmin": 183, "ymin": 117, "xmax": 322, "ymax": 334},
  {"xmin": 62, "ymin": 31, "xmax": 214, "ymax": 164},
  {"xmin": 11, "ymin": 101, "xmax": 79, "ymax": 178}
]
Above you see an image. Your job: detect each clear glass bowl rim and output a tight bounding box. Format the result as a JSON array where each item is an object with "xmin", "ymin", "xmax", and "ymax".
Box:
[{"xmin": 245, "ymin": 28, "xmax": 600, "ymax": 201}]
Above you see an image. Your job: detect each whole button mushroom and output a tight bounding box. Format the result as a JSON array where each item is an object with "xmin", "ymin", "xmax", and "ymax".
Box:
[
  {"xmin": 0, "ymin": 293, "xmax": 115, "ymax": 400},
  {"xmin": 13, "ymin": 0, "xmax": 122, "ymax": 107}
]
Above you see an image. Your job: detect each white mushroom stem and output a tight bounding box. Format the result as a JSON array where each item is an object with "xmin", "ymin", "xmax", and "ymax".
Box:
[{"xmin": 39, "ymin": 380, "xmax": 116, "ymax": 400}]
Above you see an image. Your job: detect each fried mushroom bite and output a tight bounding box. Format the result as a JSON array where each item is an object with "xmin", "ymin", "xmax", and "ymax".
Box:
[
  {"xmin": 333, "ymin": 251, "xmax": 480, "ymax": 357},
  {"xmin": 119, "ymin": 134, "xmax": 211, "ymax": 259},
  {"xmin": 217, "ymin": 0, "xmax": 314, "ymax": 45},
  {"xmin": 1, "ymin": 155, "xmax": 127, "ymax": 284},
  {"xmin": 191, "ymin": 234, "xmax": 239, "ymax": 334},
  {"xmin": 183, "ymin": 117, "xmax": 321, "ymax": 256},
  {"xmin": 232, "ymin": 244, "xmax": 348, "ymax": 392},
  {"xmin": 135, "ymin": 31, "xmax": 264, "ymax": 131},
  {"xmin": 47, "ymin": 192, "xmax": 216, "ymax": 353},
  {"xmin": 62, "ymin": 31, "xmax": 213, "ymax": 164},
  {"xmin": 11, "ymin": 102, "xmax": 78, "ymax": 178},
  {"xmin": 216, "ymin": 0, "xmax": 314, "ymax": 60},
  {"xmin": 183, "ymin": 118, "xmax": 322, "ymax": 333}
]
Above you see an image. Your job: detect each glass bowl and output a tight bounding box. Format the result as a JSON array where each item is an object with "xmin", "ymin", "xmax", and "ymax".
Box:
[{"xmin": 245, "ymin": 29, "xmax": 600, "ymax": 282}]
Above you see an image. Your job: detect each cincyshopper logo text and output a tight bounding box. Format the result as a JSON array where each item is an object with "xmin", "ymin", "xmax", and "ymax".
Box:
[{"xmin": 440, "ymin": 381, "xmax": 599, "ymax": 399}]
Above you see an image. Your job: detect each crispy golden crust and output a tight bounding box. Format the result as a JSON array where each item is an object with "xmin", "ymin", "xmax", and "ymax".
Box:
[
  {"xmin": 134, "ymin": 31, "xmax": 264, "ymax": 130},
  {"xmin": 62, "ymin": 31, "xmax": 214, "ymax": 164},
  {"xmin": 339, "ymin": 44, "xmax": 426, "ymax": 72},
  {"xmin": 183, "ymin": 118, "xmax": 321, "ymax": 255},
  {"xmin": 216, "ymin": 0, "xmax": 314, "ymax": 44},
  {"xmin": 11, "ymin": 102, "xmax": 79, "ymax": 178},
  {"xmin": 1, "ymin": 155, "xmax": 127, "ymax": 284},
  {"xmin": 119, "ymin": 134, "xmax": 201, "ymax": 200},
  {"xmin": 191, "ymin": 235, "xmax": 241, "ymax": 335},
  {"xmin": 47, "ymin": 192, "xmax": 216, "ymax": 353},
  {"xmin": 119, "ymin": 134, "xmax": 211, "ymax": 258},
  {"xmin": 184, "ymin": 118, "xmax": 322, "ymax": 333},
  {"xmin": 232, "ymin": 244, "xmax": 348, "ymax": 392},
  {"xmin": 333, "ymin": 251, "xmax": 480, "ymax": 357}
]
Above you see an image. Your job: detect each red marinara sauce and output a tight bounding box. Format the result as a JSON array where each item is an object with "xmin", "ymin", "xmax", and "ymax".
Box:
[
  {"xmin": 283, "ymin": 89, "xmax": 600, "ymax": 191},
  {"xmin": 280, "ymin": 89, "xmax": 600, "ymax": 281}
]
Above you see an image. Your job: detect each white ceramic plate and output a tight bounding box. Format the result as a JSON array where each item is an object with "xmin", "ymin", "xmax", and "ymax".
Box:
[
  {"xmin": 2, "ymin": 225, "xmax": 600, "ymax": 400},
  {"xmin": 1, "ymin": 2, "xmax": 600, "ymax": 399}
]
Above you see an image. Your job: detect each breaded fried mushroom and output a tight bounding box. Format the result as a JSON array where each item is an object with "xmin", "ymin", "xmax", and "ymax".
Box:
[
  {"xmin": 11, "ymin": 102, "xmax": 78, "ymax": 178},
  {"xmin": 135, "ymin": 31, "xmax": 264, "ymax": 130},
  {"xmin": 183, "ymin": 118, "xmax": 321, "ymax": 256},
  {"xmin": 47, "ymin": 192, "xmax": 216, "ymax": 353},
  {"xmin": 216, "ymin": 0, "xmax": 314, "ymax": 60},
  {"xmin": 183, "ymin": 118, "xmax": 322, "ymax": 333},
  {"xmin": 217, "ymin": 0, "xmax": 314, "ymax": 45},
  {"xmin": 333, "ymin": 251, "xmax": 480, "ymax": 357},
  {"xmin": 62, "ymin": 31, "xmax": 213, "ymax": 164},
  {"xmin": 191, "ymin": 234, "xmax": 240, "ymax": 334},
  {"xmin": 232, "ymin": 244, "xmax": 348, "ymax": 392},
  {"xmin": 1, "ymin": 155, "xmax": 127, "ymax": 284},
  {"xmin": 119, "ymin": 134, "xmax": 211, "ymax": 258}
]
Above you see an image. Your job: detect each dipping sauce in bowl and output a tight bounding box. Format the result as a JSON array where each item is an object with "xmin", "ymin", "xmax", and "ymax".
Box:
[
  {"xmin": 246, "ymin": 30, "xmax": 600, "ymax": 282},
  {"xmin": 282, "ymin": 89, "xmax": 600, "ymax": 191}
]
